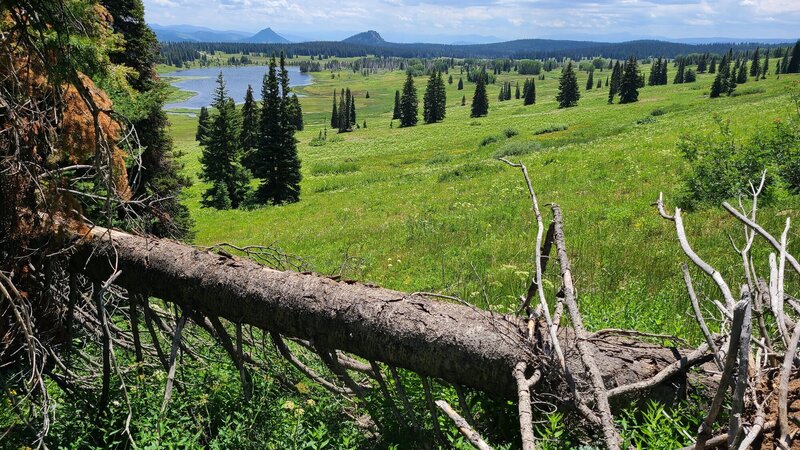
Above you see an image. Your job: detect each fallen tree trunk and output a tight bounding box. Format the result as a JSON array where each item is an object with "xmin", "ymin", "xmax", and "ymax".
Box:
[{"xmin": 70, "ymin": 226, "xmax": 712, "ymax": 402}]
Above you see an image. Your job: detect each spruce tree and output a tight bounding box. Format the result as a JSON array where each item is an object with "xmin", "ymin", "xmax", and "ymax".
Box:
[
  {"xmin": 523, "ymin": 78, "xmax": 536, "ymax": 105},
  {"xmin": 448, "ymin": 74, "xmax": 453, "ymax": 84},
  {"xmin": 436, "ymin": 70, "xmax": 447, "ymax": 120},
  {"xmin": 330, "ymin": 90, "xmax": 338, "ymax": 128},
  {"xmin": 240, "ymin": 84, "xmax": 259, "ymax": 151},
  {"xmin": 608, "ymin": 61, "xmax": 621, "ymax": 104},
  {"xmin": 470, "ymin": 70, "xmax": 489, "ymax": 117},
  {"xmin": 461, "ymin": 95, "xmax": 466, "ymax": 106},
  {"xmin": 271, "ymin": 51, "xmax": 302, "ymax": 204},
  {"xmin": 709, "ymin": 57, "xmax": 717, "ymax": 74},
  {"xmin": 618, "ymin": 56, "xmax": 640, "ymax": 104},
  {"xmin": 586, "ymin": 70, "xmax": 594, "ymax": 90},
  {"xmin": 392, "ymin": 90, "xmax": 401, "ymax": 120},
  {"xmin": 556, "ymin": 62, "xmax": 580, "ymax": 108},
  {"xmin": 196, "ymin": 106, "xmax": 210, "ymax": 143},
  {"xmin": 750, "ymin": 48, "xmax": 760, "ymax": 77},
  {"xmin": 684, "ymin": 69, "xmax": 696, "ymax": 83},
  {"xmin": 737, "ymin": 60, "xmax": 749, "ymax": 83},
  {"xmin": 457, "ymin": 77, "xmax": 464, "ymax": 90},
  {"xmin": 424, "ymin": 71, "xmax": 440, "ymax": 124},
  {"xmin": 697, "ymin": 54, "xmax": 707, "ymax": 73},
  {"xmin": 762, "ymin": 50, "xmax": 770, "ymax": 79},
  {"xmin": 515, "ymin": 82, "xmax": 520, "ymax": 99},
  {"xmin": 399, "ymin": 72, "xmax": 418, "ymax": 127},
  {"xmin": 710, "ymin": 52, "xmax": 732, "ymax": 98},
  {"xmin": 787, "ymin": 40, "xmax": 800, "ymax": 73},
  {"xmin": 200, "ymin": 72, "xmax": 250, "ymax": 209},
  {"xmin": 673, "ymin": 58, "xmax": 685, "ymax": 84},
  {"xmin": 288, "ymin": 94, "xmax": 303, "ymax": 131},
  {"xmin": 504, "ymin": 81, "xmax": 512, "ymax": 100},
  {"xmin": 249, "ymin": 57, "xmax": 282, "ymax": 203},
  {"xmin": 349, "ymin": 89, "xmax": 356, "ymax": 127}
]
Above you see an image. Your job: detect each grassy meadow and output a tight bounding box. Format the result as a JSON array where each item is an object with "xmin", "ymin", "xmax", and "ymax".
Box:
[{"xmin": 166, "ymin": 65, "xmax": 800, "ymax": 341}]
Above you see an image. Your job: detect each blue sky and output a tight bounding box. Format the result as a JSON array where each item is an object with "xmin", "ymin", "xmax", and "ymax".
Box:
[{"xmin": 143, "ymin": 0, "xmax": 800, "ymax": 42}]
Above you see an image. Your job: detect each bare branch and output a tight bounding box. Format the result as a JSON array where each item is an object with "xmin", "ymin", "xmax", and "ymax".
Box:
[{"xmin": 436, "ymin": 400, "xmax": 493, "ymax": 450}]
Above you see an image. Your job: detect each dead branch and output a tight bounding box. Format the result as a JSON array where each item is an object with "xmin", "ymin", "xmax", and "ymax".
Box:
[{"xmin": 435, "ymin": 400, "xmax": 493, "ymax": 450}]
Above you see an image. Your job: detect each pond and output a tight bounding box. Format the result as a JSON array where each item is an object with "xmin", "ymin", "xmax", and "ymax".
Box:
[{"xmin": 163, "ymin": 65, "xmax": 313, "ymax": 110}]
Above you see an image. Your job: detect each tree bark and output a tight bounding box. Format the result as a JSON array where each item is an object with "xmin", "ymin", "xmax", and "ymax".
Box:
[{"xmin": 70, "ymin": 226, "xmax": 712, "ymax": 401}]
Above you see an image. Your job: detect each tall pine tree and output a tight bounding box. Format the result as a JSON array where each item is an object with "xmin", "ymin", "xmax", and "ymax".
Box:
[
  {"xmin": 556, "ymin": 62, "xmax": 580, "ymax": 108},
  {"xmin": 196, "ymin": 106, "xmax": 210, "ymax": 143},
  {"xmin": 586, "ymin": 69, "xmax": 594, "ymax": 90},
  {"xmin": 240, "ymin": 84, "xmax": 259, "ymax": 151},
  {"xmin": 618, "ymin": 56, "xmax": 640, "ymax": 104},
  {"xmin": 787, "ymin": 40, "xmax": 800, "ymax": 73},
  {"xmin": 200, "ymin": 73, "xmax": 250, "ymax": 209},
  {"xmin": 470, "ymin": 69, "xmax": 489, "ymax": 117},
  {"xmin": 399, "ymin": 72, "xmax": 418, "ymax": 127},
  {"xmin": 330, "ymin": 90, "xmax": 338, "ymax": 128}
]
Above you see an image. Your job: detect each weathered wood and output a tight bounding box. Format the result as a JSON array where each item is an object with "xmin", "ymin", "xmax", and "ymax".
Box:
[{"xmin": 71, "ymin": 226, "xmax": 712, "ymax": 401}]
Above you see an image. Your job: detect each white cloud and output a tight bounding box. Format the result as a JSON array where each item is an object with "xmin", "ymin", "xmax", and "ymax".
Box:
[{"xmin": 142, "ymin": 0, "xmax": 800, "ymax": 40}]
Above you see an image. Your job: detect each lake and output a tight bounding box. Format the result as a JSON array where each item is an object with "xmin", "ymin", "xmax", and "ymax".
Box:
[{"xmin": 163, "ymin": 65, "xmax": 313, "ymax": 110}]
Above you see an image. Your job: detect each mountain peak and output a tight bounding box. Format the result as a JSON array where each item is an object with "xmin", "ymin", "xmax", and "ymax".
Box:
[
  {"xmin": 241, "ymin": 27, "xmax": 290, "ymax": 43},
  {"xmin": 343, "ymin": 30, "xmax": 386, "ymax": 46}
]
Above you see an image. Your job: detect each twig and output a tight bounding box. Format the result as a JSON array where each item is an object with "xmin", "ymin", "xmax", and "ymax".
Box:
[
  {"xmin": 682, "ymin": 264, "xmax": 723, "ymax": 370},
  {"xmin": 727, "ymin": 296, "xmax": 752, "ymax": 449},
  {"xmin": 777, "ymin": 317, "xmax": 800, "ymax": 448},
  {"xmin": 159, "ymin": 308, "xmax": 187, "ymax": 421},
  {"xmin": 695, "ymin": 300, "xmax": 748, "ymax": 450},
  {"xmin": 270, "ymin": 332, "xmax": 352, "ymax": 396},
  {"xmin": 551, "ymin": 204, "xmax": 621, "ymax": 450},
  {"xmin": 390, "ymin": 366, "xmax": 423, "ymax": 435},
  {"xmin": 513, "ymin": 362, "xmax": 540, "ymax": 450},
  {"xmin": 422, "ymin": 377, "xmax": 446, "ymax": 445},
  {"xmin": 435, "ymin": 400, "xmax": 493, "ymax": 450}
]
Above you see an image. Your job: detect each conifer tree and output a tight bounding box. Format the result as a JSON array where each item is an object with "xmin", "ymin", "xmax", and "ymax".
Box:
[
  {"xmin": 648, "ymin": 59, "xmax": 659, "ymax": 86},
  {"xmin": 605, "ymin": 76, "xmax": 609, "ymax": 87},
  {"xmin": 196, "ymin": 106, "xmax": 210, "ymax": 143},
  {"xmin": 762, "ymin": 50, "xmax": 770, "ymax": 79},
  {"xmin": 750, "ymin": 48, "xmax": 761, "ymax": 77},
  {"xmin": 515, "ymin": 82, "xmax": 520, "ymax": 99},
  {"xmin": 240, "ymin": 84, "xmax": 259, "ymax": 151},
  {"xmin": 737, "ymin": 60, "xmax": 749, "ymax": 83},
  {"xmin": 586, "ymin": 69, "xmax": 594, "ymax": 90},
  {"xmin": 556, "ymin": 62, "xmax": 580, "ymax": 108},
  {"xmin": 399, "ymin": 72, "xmax": 418, "ymax": 127},
  {"xmin": 448, "ymin": 74, "xmax": 453, "ymax": 84},
  {"xmin": 618, "ymin": 56, "xmax": 640, "ymax": 104},
  {"xmin": 709, "ymin": 57, "xmax": 717, "ymax": 73},
  {"xmin": 330, "ymin": 90, "xmax": 338, "ymax": 128},
  {"xmin": 461, "ymin": 95, "xmax": 466, "ymax": 106},
  {"xmin": 710, "ymin": 52, "xmax": 732, "ymax": 97},
  {"xmin": 288, "ymin": 94, "xmax": 303, "ymax": 131},
  {"xmin": 200, "ymin": 72, "xmax": 251, "ymax": 209},
  {"xmin": 457, "ymin": 77, "xmax": 464, "ymax": 90},
  {"xmin": 523, "ymin": 78, "xmax": 536, "ymax": 105},
  {"xmin": 349, "ymin": 89, "xmax": 356, "ymax": 127},
  {"xmin": 470, "ymin": 70, "xmax": 489, "ymax": 117},
  {"xmin": 392, "ymin": 90, "xmax": 401, "ymax": 120},
  {"xmin": 249, "ymin": 57, "xmax": 282, "ymax": 203},
  {"xmin": 673, "ymin": 58, "xmax": 685, "ymax": 84},
  {"xmin": 697, "ymin": 54, "xmax": 707, "ymax": 73},
  {"xmin": 608, "ymin": 61, "xmax": 621, "ymax": 103},
  {"xmin": 787, "ymin": 40, "xmax": 800, "ymax": 73},
  {"xmin": 504, "ymin": 81, "xmax": 512, "ymax": 100},
  {"xmin": 424, "ymin": 71, "xmax": 445, "ymax": 124},
  {"xmin": 684, "ymin": 69, "xmax": 696, "ymax": 83},
  {"xmin": 272, "ymin": 51, "xmax": 302, "ymax": 204}
]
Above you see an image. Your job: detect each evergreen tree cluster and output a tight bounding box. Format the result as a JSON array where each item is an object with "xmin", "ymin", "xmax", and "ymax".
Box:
[
  {"xmin": 608, "ymin": 61, "xmax": 622, "ymax": 103},
  {"xmin": 648, "ymin": 57, "xmax": 668, "ymax": 86},
  {"xmin": 497, "ymin": 81, "xmax": 514, "ymax": 101},
  {"xmin": 522, "ymin": 78, "xmax": 536, "ymax": 106},
  {"xmin": 673, "ymin": 58, "xmax": 686, "ymax": 84},
  {"xmin": 199, "ymin": 53, "xmax": 302, "ymax": 209},
  {"xmin": 423, "ymin": 71, "xmax": 447, "ymax": 124},
  {"xmin": 710, "ymin": 50, "xmax": 736, "ymax": 98},
  {"xmin": 618, "ymin": 56, "xmax": 640, "ymax": 104},
  {"xmin": 331, "ymin": 88, "xmax": 357, "ymax": 132}
]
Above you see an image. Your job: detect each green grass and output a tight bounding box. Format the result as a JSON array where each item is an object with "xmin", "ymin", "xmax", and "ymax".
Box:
[{"xmin": 167, "ymin": 67, "xmax": 800, "ymax": 342}]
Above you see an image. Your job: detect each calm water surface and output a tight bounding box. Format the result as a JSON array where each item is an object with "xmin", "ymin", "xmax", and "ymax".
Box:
[{"xmin": 163, "ymin": 65, "xmax": 312, "ymax": 109}]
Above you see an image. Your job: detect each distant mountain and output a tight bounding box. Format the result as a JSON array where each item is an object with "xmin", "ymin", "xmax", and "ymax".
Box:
[
  {"xmin": 343, "ymin": 30, "xmax": 386, "ymax": 46},
  {"xmin": 150, "ymin": 24, "xmax": 250, "ymax": 42},
  {"xmin": 240, "ymin": 27, "xmax": 290, "ymax": 43},
  {"xmin": 667, "ymin": 37, "xmax": 795, "ymax": 45},
  {"xmin": 150, "ymin": 24, "xmax": 289, "ymax": 43}
]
